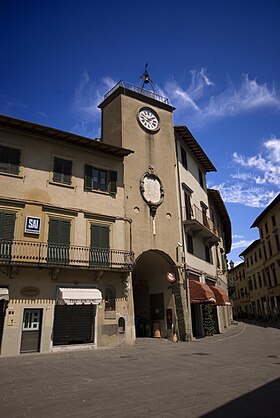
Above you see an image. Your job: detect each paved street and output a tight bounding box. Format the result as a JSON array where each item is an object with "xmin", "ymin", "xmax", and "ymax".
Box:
[{"xmin": 0, "ymin": 322, "xmax": 280, "ymax": 418}]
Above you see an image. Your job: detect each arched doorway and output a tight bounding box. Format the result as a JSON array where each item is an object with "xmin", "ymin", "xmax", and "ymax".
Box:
[{"xmin": 132, "ymin": 250, "xmax": 178, "ymax": 339}]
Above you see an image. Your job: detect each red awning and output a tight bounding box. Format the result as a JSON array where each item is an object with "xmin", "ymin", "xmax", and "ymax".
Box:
[
  {"xmin": 209, "ymin": 286, "xmax": 230, "ymax": 306},
  {"xmin": 189, "ymin": 280, "xmax": 216, "ymax": 304}
]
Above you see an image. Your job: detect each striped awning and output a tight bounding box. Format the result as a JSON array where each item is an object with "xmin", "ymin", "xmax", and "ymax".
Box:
[
  {"xmin": 189, "ymin": 280, "xmax": 216, "ymax": 304},
  {"xmin": 210, "ymin": 286, "xmax": 230, "ymax": 306},
  {"xmin": 57, "ymin": 288, "xmax": 102, "ymax": 305}
]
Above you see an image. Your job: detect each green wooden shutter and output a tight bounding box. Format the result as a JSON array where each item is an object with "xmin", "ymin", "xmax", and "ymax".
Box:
[
  {"xmin": 100, "ymin": 226, "xmax": 110, "ymax": 249},
  {"xmin": 10, "ymin": 148, "xmax": 21, "ymax": 175},
  {"xmin": 59, "ymin": 220, "xmax": 71, "ymax": 245},
  {"xmin": 53, "ymin": 158, "xmax": 72, "ymax": 184},
  {"xmin": 90, "ymin": 225, "xmax": 109, "ymax": 248},
  {"xmin": 0, "ymin": 146, "xmax": 20, "ymax": 174},
  {"xmin": 48, "ymin": 219, "xmax": 70, "ymax": 244},
  {"xmin": 48, "ymin": 219, "xmax": 59, "ymax": 244},
  {"xmin": 84, "ymin": 164, "xmax": 93, "ymax": 190},
  {"xmin": 108, "ymin": 170, "xmax": 117, "ymax": 194},
  {"xmin": 63, "ymin": 160, "xmax": 72, "ymax": 185},
  {"xmin": 53, "ymin": 158, "xmax": 63, "ymax": 183},
  {"xmin": 48, "ymin": 219, "xmax": 70, "ymax": 264},
  {"xmin": 0, "ymin": 212, "xmax": 16, "ymax": 240}
]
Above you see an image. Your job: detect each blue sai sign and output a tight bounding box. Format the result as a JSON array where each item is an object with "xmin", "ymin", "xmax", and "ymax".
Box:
[{"xmin": 25, "ymin": 216, "xmax": 41, "ymax": 235}]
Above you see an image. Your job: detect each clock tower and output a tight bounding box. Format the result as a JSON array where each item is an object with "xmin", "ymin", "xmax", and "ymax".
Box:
[{"xmin": 99, "ymin": 81, "xmax": 189, "ymax": 341}]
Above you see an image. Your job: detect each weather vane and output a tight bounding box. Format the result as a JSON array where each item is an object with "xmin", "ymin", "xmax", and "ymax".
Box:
[{"xmin": 140, "ymin": 63, "xmax": 155, "ymax": 92}]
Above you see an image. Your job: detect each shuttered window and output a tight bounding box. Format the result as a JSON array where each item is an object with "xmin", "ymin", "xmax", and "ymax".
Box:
[
  {"xmin": 90, "ymin": 224, "xmax": 110, "ymax": 266},
  {"xmin": 53, "ymin": 157, "xmax": 72, "ymax": 185},
  {"xmin": 48, "ymin": 218, "xmax": 71, "ymax": 264},
  {"xmin": 0, "ymin": 211, "xmax": 16, "ymax": 260},
  {"xmin": 0, "ymin": 212, "xmax": 16, "ymax": 240},
  {"xmin": 0, "ymin": 145, "xmax": 21, "ymax": 175},
  {"xmin": 84, "ymin": 165, "xmax": 117, "ymax": 194}
]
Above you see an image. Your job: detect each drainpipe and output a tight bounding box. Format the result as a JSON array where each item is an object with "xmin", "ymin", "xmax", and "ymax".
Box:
[{"xmin": 175, "ymin": 139, "xmax": 193, "ymax": 341}]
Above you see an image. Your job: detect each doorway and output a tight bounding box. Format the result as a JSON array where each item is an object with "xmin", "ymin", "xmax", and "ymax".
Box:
[
  {"xmin": 20, "ymin": 309, "xmax": 42, "ymax": 353},
  {"xmin": 132, "ymin": 250, "xmax": 176, "ymax": 339}
]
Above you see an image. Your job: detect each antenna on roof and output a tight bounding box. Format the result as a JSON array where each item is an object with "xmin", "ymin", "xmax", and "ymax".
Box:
[{"xmin": 140, "ymin": 63, "xmax": 155, "ymax": 92}]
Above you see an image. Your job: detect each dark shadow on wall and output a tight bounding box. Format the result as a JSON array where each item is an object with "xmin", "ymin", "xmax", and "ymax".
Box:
[{"xmin": 200, "ymin": 378, "xmax": 280, "ymax": 418}]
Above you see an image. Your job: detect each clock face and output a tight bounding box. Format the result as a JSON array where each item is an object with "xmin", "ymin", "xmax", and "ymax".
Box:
[{"xmin": 138, "ymin": 108, "xmax": 159, "ymax": 132}]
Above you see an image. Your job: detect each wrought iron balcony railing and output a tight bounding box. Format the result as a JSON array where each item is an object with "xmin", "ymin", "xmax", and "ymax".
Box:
[
  {"xmin": 104, "ymin": 80, "xmax": 170, "ymax": 105},
  {"xmin": 0, "ymin": 240, "xmax": 135, "ymax": 271},
  {"xmin": 182, "ymin": 205, "xmax": 219, "ymax": 239}
]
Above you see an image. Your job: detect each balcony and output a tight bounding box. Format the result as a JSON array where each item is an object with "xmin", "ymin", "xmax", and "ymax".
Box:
[
  {"xmin": 0, "ymin": 240, "xmax": 135, "ymax": 272},
  {"xmin": 182, "ymin": 205, "xmax": 220, "ymax": 244},
  {"xmin": 104, "ymin": 80, "xmax": 170, "ymax": 105}
]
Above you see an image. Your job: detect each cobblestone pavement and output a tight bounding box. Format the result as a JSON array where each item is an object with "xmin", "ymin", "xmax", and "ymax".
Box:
[{"xmin": 0, "ymin": 323, "xmax": 280, "ymax": 418}]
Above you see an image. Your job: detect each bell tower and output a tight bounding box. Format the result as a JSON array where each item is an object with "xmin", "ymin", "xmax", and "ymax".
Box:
[
  {"xmin": 99, "ymin": 80, "xmax": 189, "ymax": 341},
  {"xmin": 98, "ymin": 80, "xmax": 181, "ymax": 260}
]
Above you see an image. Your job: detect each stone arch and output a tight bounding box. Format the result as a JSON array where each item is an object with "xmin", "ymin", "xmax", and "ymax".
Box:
[{"xmin": 132, "ymin": 249, "xmax": 184, "ymax": 339}]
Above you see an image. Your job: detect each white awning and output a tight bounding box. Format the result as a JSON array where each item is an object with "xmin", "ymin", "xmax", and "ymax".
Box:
[
  {"xmin": 0, "ymin": 288, "xmax": 9, "ymax": 301},
  {"xmin": 57, "ymin": 288, "xmax": 102, "ymax": 305}
]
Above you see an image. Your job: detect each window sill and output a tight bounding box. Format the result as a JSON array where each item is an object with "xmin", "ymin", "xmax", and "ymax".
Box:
[
  {"xmin": 84, "ymin": 188, "xmax": 116, "ymax": 196},
  {"xmin": 0, "ymin": 171, "xmax": 23, "ymax": 179},
  {"xmin": 48, "ymin": 180, "xmax": 75, "ymax": 189}
]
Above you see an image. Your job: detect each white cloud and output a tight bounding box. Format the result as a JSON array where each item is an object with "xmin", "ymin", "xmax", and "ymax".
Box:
[
  {"xmin": 72, "ymin": 71, "xmax": 116, "ymax": 137},
  {"xmin": 232, "ymin": 137, "xmax": 280, "ymax": 187},
  {"xmin": 214, "ymin": 136, "xmax": 280, "ymax": 208},
  {"xmin": 231, "ymin": 239, "xmax": 254, "ymax": 250},
  {"xmin": 232, "ymin": 234, "xmax": 244, "ymax": 239},
  {"xmin": 212, "ymin": 182, "xmax": 277, "ymax": 208},
  {"xmin": 162, "ymin": 72, "xmax": 280, "ymax": 126}
]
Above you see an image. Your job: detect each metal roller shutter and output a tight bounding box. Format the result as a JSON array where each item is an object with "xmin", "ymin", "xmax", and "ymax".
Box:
[{"xmin": 53, "ymin": 304, "xmax": 96, "ymax": 345}]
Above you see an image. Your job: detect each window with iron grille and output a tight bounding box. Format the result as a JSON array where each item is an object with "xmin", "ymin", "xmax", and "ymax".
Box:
[
  {"xmin": 0, "ymin": 145, "xmax": 21, "ymax": 175},
  {"xmin": 90, "ymin": 224, "xmax": 110, "ymax": 266},
  {"xmin": 84, "ymin": 165, "xmax": 117, "ymax": 193},
  {"xmin": 47, "ymin": 218, "xmax": 71, "ymax": 264},
  {"xmin": 53, "ymin": 157, "xmax": 72, "ymax": 185}
]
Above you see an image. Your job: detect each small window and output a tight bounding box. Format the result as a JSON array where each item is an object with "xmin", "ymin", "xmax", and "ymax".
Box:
[
  {"xmin": 275, "ymin": 233, "xmax": 280, "ymax": 252},
  {"xmin": 271, "ymin": 265, "xmax": 277, "ymax": 286},
  {"xmin": 248, "ymin": 279, "xmax": 253, "ymax": 291},
  {"xmin": 272, "ymin": 215, "xmax": 276, "ymax": 228},
  {"xmin": 198, "ymin": 168, "xmax": 204, "ymax": 188},
  {"xmin": 118, "ymin": 317, "xmax": 125, "ymax": 333},
  {"xmin": 263, "ymin": 245, "xmax": 267, "ymax": 260},
  {"xmin": 258, "ymin": 273, "xmax": 262, "ymax": 288},
  {"xmin": 0, "ymin": 145, "xmax": 21, "ymax": 175},
  {"xmin": 105, "ymin": 287, "xmax": 115, "ymax": 311},
  {"xmin": 85, "ymin": 165, "xmax": 117, "ymax": 193},
  {"xmin": 267, "ymin": 270, "xmax": 272, "ymax": 287},
  {"xmin": 265, "ymin": 222, "xmax": 268, "ymax": 234},
  {"xmin": 187, "ymin": 233, "xmax": 193, "ymax": 254},
  {"xmin": 205, "ymin": 245, "xmax": 211, "ymax": 263},
  {"xmin": 180, "ymin": 146, "xmax": 188, "ymax": 169},
  {"xmin": 260, "ymin": 228, "xmax": 263, "ymax": 239},
  {"xmin": 268, "ymin": 240, "xmax": 273, "ymax": 257},
  {"xmin": 53, "ymin": 157, "xmax": 72, "ymax": 185}
]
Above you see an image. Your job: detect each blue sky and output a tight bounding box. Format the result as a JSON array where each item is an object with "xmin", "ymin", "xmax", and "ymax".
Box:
[{"xmin": 1, "ymin": 0, "xmax": 279, "ymax": 264}]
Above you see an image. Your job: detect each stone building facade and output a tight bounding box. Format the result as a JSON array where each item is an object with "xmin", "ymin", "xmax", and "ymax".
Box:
[
  {"xmin": 0, "ymin": 80, "xmax": 233, "ymax": 355},
  {"xmin": 229, "ymin": 193, "xmax": 280, "ymax": 322}
]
